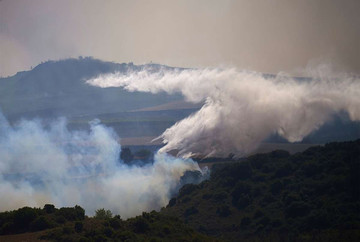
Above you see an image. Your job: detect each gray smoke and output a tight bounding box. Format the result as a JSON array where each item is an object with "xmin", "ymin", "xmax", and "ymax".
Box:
[
  {"xmin": 87, "ymin": 65, "xmax": 360, "ymax": 157},
  {"xmin": 0, "ymin": 112, "xmax": 200, "ymax": 217}
]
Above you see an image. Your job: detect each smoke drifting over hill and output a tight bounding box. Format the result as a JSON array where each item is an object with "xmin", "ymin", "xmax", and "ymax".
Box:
[
  {"xmin": 88, "ymin": 66, "xmax": 360, "ymax": 157},
  {"xmin": 0, "ymin": 112, "xmax": 200, "ymax": 217}
]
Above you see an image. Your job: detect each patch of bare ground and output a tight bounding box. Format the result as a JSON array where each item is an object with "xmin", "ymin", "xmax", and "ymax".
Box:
[{"xmin": 0, "ymin": 231, "xmax": 49, "ymax": 242}]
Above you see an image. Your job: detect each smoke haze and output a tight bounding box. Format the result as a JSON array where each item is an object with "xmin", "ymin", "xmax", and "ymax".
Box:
[
  {"xmin": 88, "ymin": 66, "xmax": 360, "ymax": 157},
  {"xmin": 0, "ymin": 112, "xmax": 200, "ymax": 217},
  {"xmin": 1, "ymin": 0, "xmax": 360, "ymax": 76}
]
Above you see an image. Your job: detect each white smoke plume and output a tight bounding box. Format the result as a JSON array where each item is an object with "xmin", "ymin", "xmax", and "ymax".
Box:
[
  {"xmin": 87, "ymin": 66, "xmax": 360, "ymax": 157},
  {"xmin": 0, "ymin": 113, "xmax": 200, "ymax": 217}
]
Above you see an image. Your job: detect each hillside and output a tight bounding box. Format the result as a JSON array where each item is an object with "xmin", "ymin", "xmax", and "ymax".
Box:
[
  {"xmin": 163, "ymin": 139, "xmax": 360, "ymax": 241},
  {"xmin": 0, "ymin": 139, "xmax": 359, "ymax": 241},
  {"xmin": 0, "ymin": 57, "xmax": 183, "ymax": 121}
]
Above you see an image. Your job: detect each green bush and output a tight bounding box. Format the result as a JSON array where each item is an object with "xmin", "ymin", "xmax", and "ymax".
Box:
[
  {"xmin": 133, "ymin": 217, "xmax": 149, "ymax": 233},
  {"xmin": 43, "ymin": 204, "xmax": 56, "ymax": 214},
  {"xmin": 179, "ymin": 184, "xmax": 198, "ymax": 198},
  {"xmin": 285, "ymin": 201, "xmax": 311, "ymax": 218},
  {"xmin": 62, "ymin": 226, "xmax": 73, "ymax": 235},
  {"xmin": 55, "ymin": 215, "xmax": 66, "ymax": 224},
  {"xmin": 74, "ymin": 221, "xmax": 83, "ymax": 233},
  {"xmin": 184, "ymin": 206, "xmax": 199, "ymax": 217},
  {"xmin": 240, "ymin": 217, "xmax": 251, "ymax": 227},
  {"xmin": 167, "ymin": 198, "xmax": 177, "ymax": 207},
  {"xmin": 13, "ymin": 207, "xmax": 38, "ymax": 231},
  {"xmin": 94, "ymin": 208, "xmax": 113, "ymax": 220},
  {"xmin": 30, "ymin": 216, "xmax": 52, "ymax": 231},
  {"xmin": 234, "ymin": 194, "xmax": 251, "ymax": 209},
  {"xmin": 57, "ymin": 205, "xmax": 85, "ymax": 221},
  {"xmin": 1, "ymin": 222, "xmax": 14, "ymax": 234},
  {"xmin": 216, "ymin": 205, "xmax": 231, "ymax": 217},
  {"xmin": 109, "ymin": 218, "xmax": 121, "ymax": 229}
]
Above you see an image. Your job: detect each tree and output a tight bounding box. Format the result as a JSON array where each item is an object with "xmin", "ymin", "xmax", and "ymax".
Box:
[
  {"xmin": 94, "ymin": 208, "xmax": 113, "ymax": 220},
  {"xmin": 43, "ymin": 204, "xmax": 56, "ymax": 214}
]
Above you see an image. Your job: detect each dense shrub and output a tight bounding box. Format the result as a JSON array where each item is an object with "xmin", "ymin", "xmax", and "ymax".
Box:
[
  {"xmin": 132, "ymin": 217, "xmax": 149, "ymax": 233},
  {"xmin": 57, "ymin": 205, "xmax": 85, "ymax": 221},
  {"xmin": 178, "ymin": 183, "xmax": 198, "ymax": 198},
  {"xmin": 241, "ymin": 216, "xmax": 252, "ymax": 227},
  {"xmin": 30, "ymin": 216, "xmax": 52, "ymax": 231},
  {"xmin": 94, "ymin": 208, "xmax": 113, "ymax": 220},
  {"xmin": 74, "ymin": 221, "xmax": 83, "ymax": 233},
  {"xmin": 184, "ymin": 206, "xmax": 199, "ymax": 217},
  {"xmin": 43, "ymin": 204, "xmax": 56, "ymax": 214},
  {"xmin": 13, "ymin": 207, "xmax": 38, "ymax": 231},
  {"xmin": 285, "ymin": 201, "xmax": 311, "ymax": 218},
  {"xmin": 216, "ymin": 205, "xmax": 231, "ymax": 217}
]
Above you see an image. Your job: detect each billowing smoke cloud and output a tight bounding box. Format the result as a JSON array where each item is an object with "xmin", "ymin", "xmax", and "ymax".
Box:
[
  {"xmin": 0, "ymin": 112, "xmax": 200, "ymax": 217},
  {"xmin": 87, "ymin": 66, "xmax": 360, "ymax": 157}
]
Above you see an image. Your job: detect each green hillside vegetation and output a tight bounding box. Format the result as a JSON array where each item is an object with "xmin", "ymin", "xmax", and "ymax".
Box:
[
  {"xmin": 0, "ymin": 205, "xmax": 218, "ymax": 241},
  {"xmin": 163, "ymin": 140, "xmax": 360, "ymax": 241},
  {"xmin": 0, "ymin": 139, "xmax": 359, "ymax": 241}
]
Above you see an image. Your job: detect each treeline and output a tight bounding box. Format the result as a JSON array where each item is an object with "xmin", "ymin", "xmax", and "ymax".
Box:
[
  {"xmin": 0, "ymin": 205, "xmax": 84, "ymax": 235},
  {"xmin": 163, "ymin": 139, "xmax": 360, "ymax": 241},
  {"xmin": 0, "ymin": 205, "xmax": 218, "ymax": 241}
]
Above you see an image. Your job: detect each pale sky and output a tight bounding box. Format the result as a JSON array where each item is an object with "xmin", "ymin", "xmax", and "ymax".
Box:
[{"xmin": 1, "ymin": 0, "xmax": 360, "ymax": 76}]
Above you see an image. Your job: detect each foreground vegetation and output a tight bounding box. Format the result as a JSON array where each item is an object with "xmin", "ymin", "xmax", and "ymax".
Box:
[
  {"xmin": 0, "ymin": 205, "xmax": 217, "ymax": 241},
  {"xmin": 163, "ymin": 139, "xmax": 360, "ymax": 241},
  {"xmin": 1, "ymin": 139, "xmax": 359, "ymax": 241}
]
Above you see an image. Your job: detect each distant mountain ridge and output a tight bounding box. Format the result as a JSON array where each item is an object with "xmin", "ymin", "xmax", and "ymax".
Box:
[{"xmin": 0, "ymin": 57, "xmax": 183, "ymax": 121}]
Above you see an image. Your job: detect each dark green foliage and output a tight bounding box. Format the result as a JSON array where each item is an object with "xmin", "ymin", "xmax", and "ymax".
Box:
[
  {"xmin": 94, "ymin": 208, "xmax": 112, "ymax": 220},
  {"xmin": 0, "ymin": 205, "xmax": 85, "ymax": 236},
  {"xmin": 241, "ymin": 216, "xmax": 252, "ymax": 227},
  {"xmin": 285, "ymin": 201, "xmax": 311, "ymax": 218},
  {"xmin": 16, "ymin": 206, "xmax": 217, "ymax": 241},
  {"xmin": 56, "ymin": 205, "xmax": 85, "ymax": 221},
  {"xmin": 270, "ymin": 180, "xmax": 283, "ymax": 194},
  {"xmin": 109, "ymin": 217, "xmax": 121, "ymax": 229},
  {"xmin": 132, "ymin": 217, "xmax": 149, "ymax": 233},
  {"xmin": 62, "ymin": 226, "xmax": 73, "ymax": 234},
  {"xmin": 232, "ymin": 181, "xmax": 252, "ymax": 208},
  {"xmin": 55, "ymin": 215, "xmax": 66, "ymax": 224},
  {"xmin": 103, "ymin": 226, "xmax": 114, "ymax": 237},
  {"xmin": 13, "ymin": 207, "xmax": 38, "ymax": 230},
  {"xmin": 168, "ymin": 197, "xmax": 177, "ymax": 207},
  {"xmin": 184, "ymin": 206, "xmax": 199, "ymax": 217},
  {"xmin": 213, "ymin": 190, "xmax": 228, "ymax": 201},
  {"xmin": 179, "ymin": 183, "xmax": 198, "ymax": 198},
  {"xmin": 30, "ymin": 216, "xmax": 52, "ymax": 231},
  {"xmin": 234, "ymin": 194, "xmax": 251, "ymax": 209},
  {"xmin": 216, "ymin": 205, "xmax": 231, "ymax": 217},
  {"xmin": 74, "ymin": 221, "xmax": 83, "ymax": 233},
  {"xmin": 1, "ymin": 139, "xmax": 360, "ymax": 242},
  {"xmin": 0, "ymin": 222, "xmax": 14, "ymax": 234},
  {"xmin": 44, "ymin": 204, "xmax": 56, "ymax": 214},
  {"xmin": 163, "ymin": 139, "xmax": 360, "ymax": 242}
]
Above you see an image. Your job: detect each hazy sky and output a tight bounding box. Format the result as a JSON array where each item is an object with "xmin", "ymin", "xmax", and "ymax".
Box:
[{"xmin": 1, "ymin": 0, "xmax": 359, "ymax": 76}]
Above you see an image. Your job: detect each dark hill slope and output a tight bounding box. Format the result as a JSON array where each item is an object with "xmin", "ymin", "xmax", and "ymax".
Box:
[{"xmin": 163, "ymin": 140, "xmax": 360, "ymax": 241}]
